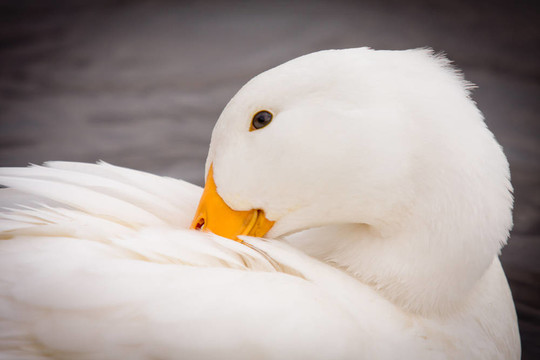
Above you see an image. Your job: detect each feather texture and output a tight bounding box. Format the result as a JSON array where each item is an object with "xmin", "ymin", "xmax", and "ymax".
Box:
[
  {"xmin": 0, "ymin": 48, "xmax": 520, "ymax": 359},
  {"xmin": 0, "ymin": 161, "xmax": 519, "ymax": 360}
]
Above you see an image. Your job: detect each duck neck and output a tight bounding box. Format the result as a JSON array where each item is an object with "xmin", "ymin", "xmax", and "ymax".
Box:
[{"xmin": 286, "ymin": 173, "xmax": 512, "ymax": 316}]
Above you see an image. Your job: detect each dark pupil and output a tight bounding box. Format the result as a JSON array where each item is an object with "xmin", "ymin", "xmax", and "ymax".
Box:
[{"xmin": 253, "ymin": 111, "xmax": 272, "ymax": 129}]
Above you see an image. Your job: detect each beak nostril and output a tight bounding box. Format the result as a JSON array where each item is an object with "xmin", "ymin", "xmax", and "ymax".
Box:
[{"xmin": 194, "ymin": 218, "xmax": 205, "ymax": 231}]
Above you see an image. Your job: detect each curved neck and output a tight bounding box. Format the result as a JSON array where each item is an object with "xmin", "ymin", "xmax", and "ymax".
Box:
[{"xmin": 285, "ymin": 169, "xmax": 512, "ymax": 316}]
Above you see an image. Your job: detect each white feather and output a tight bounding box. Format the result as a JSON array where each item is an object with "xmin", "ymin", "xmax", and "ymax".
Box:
[{"xmin": 0, "ymin": 48, "xmax": 520, "ymax": 359}]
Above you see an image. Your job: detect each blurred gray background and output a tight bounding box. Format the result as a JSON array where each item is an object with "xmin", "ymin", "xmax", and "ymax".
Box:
[{"xmin": 0, "ymin": 0, "xmax": 538, "ymax": 357}]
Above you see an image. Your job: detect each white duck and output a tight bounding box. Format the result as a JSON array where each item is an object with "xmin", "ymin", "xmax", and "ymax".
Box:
[{"xmin": 0, "ymin": 48, "xmax": 520, "ymax": 359}]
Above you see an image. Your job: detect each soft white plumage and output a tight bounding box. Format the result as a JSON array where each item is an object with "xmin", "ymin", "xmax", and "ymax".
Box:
[{"xmin": 0, "ymin": 48, "xmax": 520, "ymax": 359}]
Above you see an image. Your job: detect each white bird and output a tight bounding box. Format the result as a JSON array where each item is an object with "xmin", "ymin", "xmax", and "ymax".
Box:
[{"xmin": 0, "ymin": 48, "xmax": 520, "ymax": 360}]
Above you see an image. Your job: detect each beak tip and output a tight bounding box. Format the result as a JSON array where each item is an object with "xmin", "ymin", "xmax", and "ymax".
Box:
[
  {"xmin": 189, "ymin": 164, "xmax": 274, "ymax": 241},
  {"xmin": 190, "ymin": 214, "xmax": 206, "ymax": 231}
]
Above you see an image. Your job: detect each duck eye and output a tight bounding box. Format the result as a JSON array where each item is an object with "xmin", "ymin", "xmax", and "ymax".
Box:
[{"xmin": 250, "ymin": 110, "xmax": 273, "ymax": 131}]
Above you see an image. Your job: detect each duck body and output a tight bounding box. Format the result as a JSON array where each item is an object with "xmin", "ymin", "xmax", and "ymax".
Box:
[
  {"xmin": 0, "ymin": 48, "xmax": 520, "ymax": 359},
  {"xmin": 0, "ymin": 162, "xmax": 519, "ymax": 360}
]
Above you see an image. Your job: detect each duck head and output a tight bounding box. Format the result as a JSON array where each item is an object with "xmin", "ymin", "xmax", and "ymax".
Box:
[{"xmin": 191, "ymin": 48, "xmax": 513, "ymax": 314}]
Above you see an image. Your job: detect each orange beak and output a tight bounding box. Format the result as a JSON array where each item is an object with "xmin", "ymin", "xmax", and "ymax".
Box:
[{"xmin": 190, "ymin": 165, "xmax": 274, "ymax": 241}]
